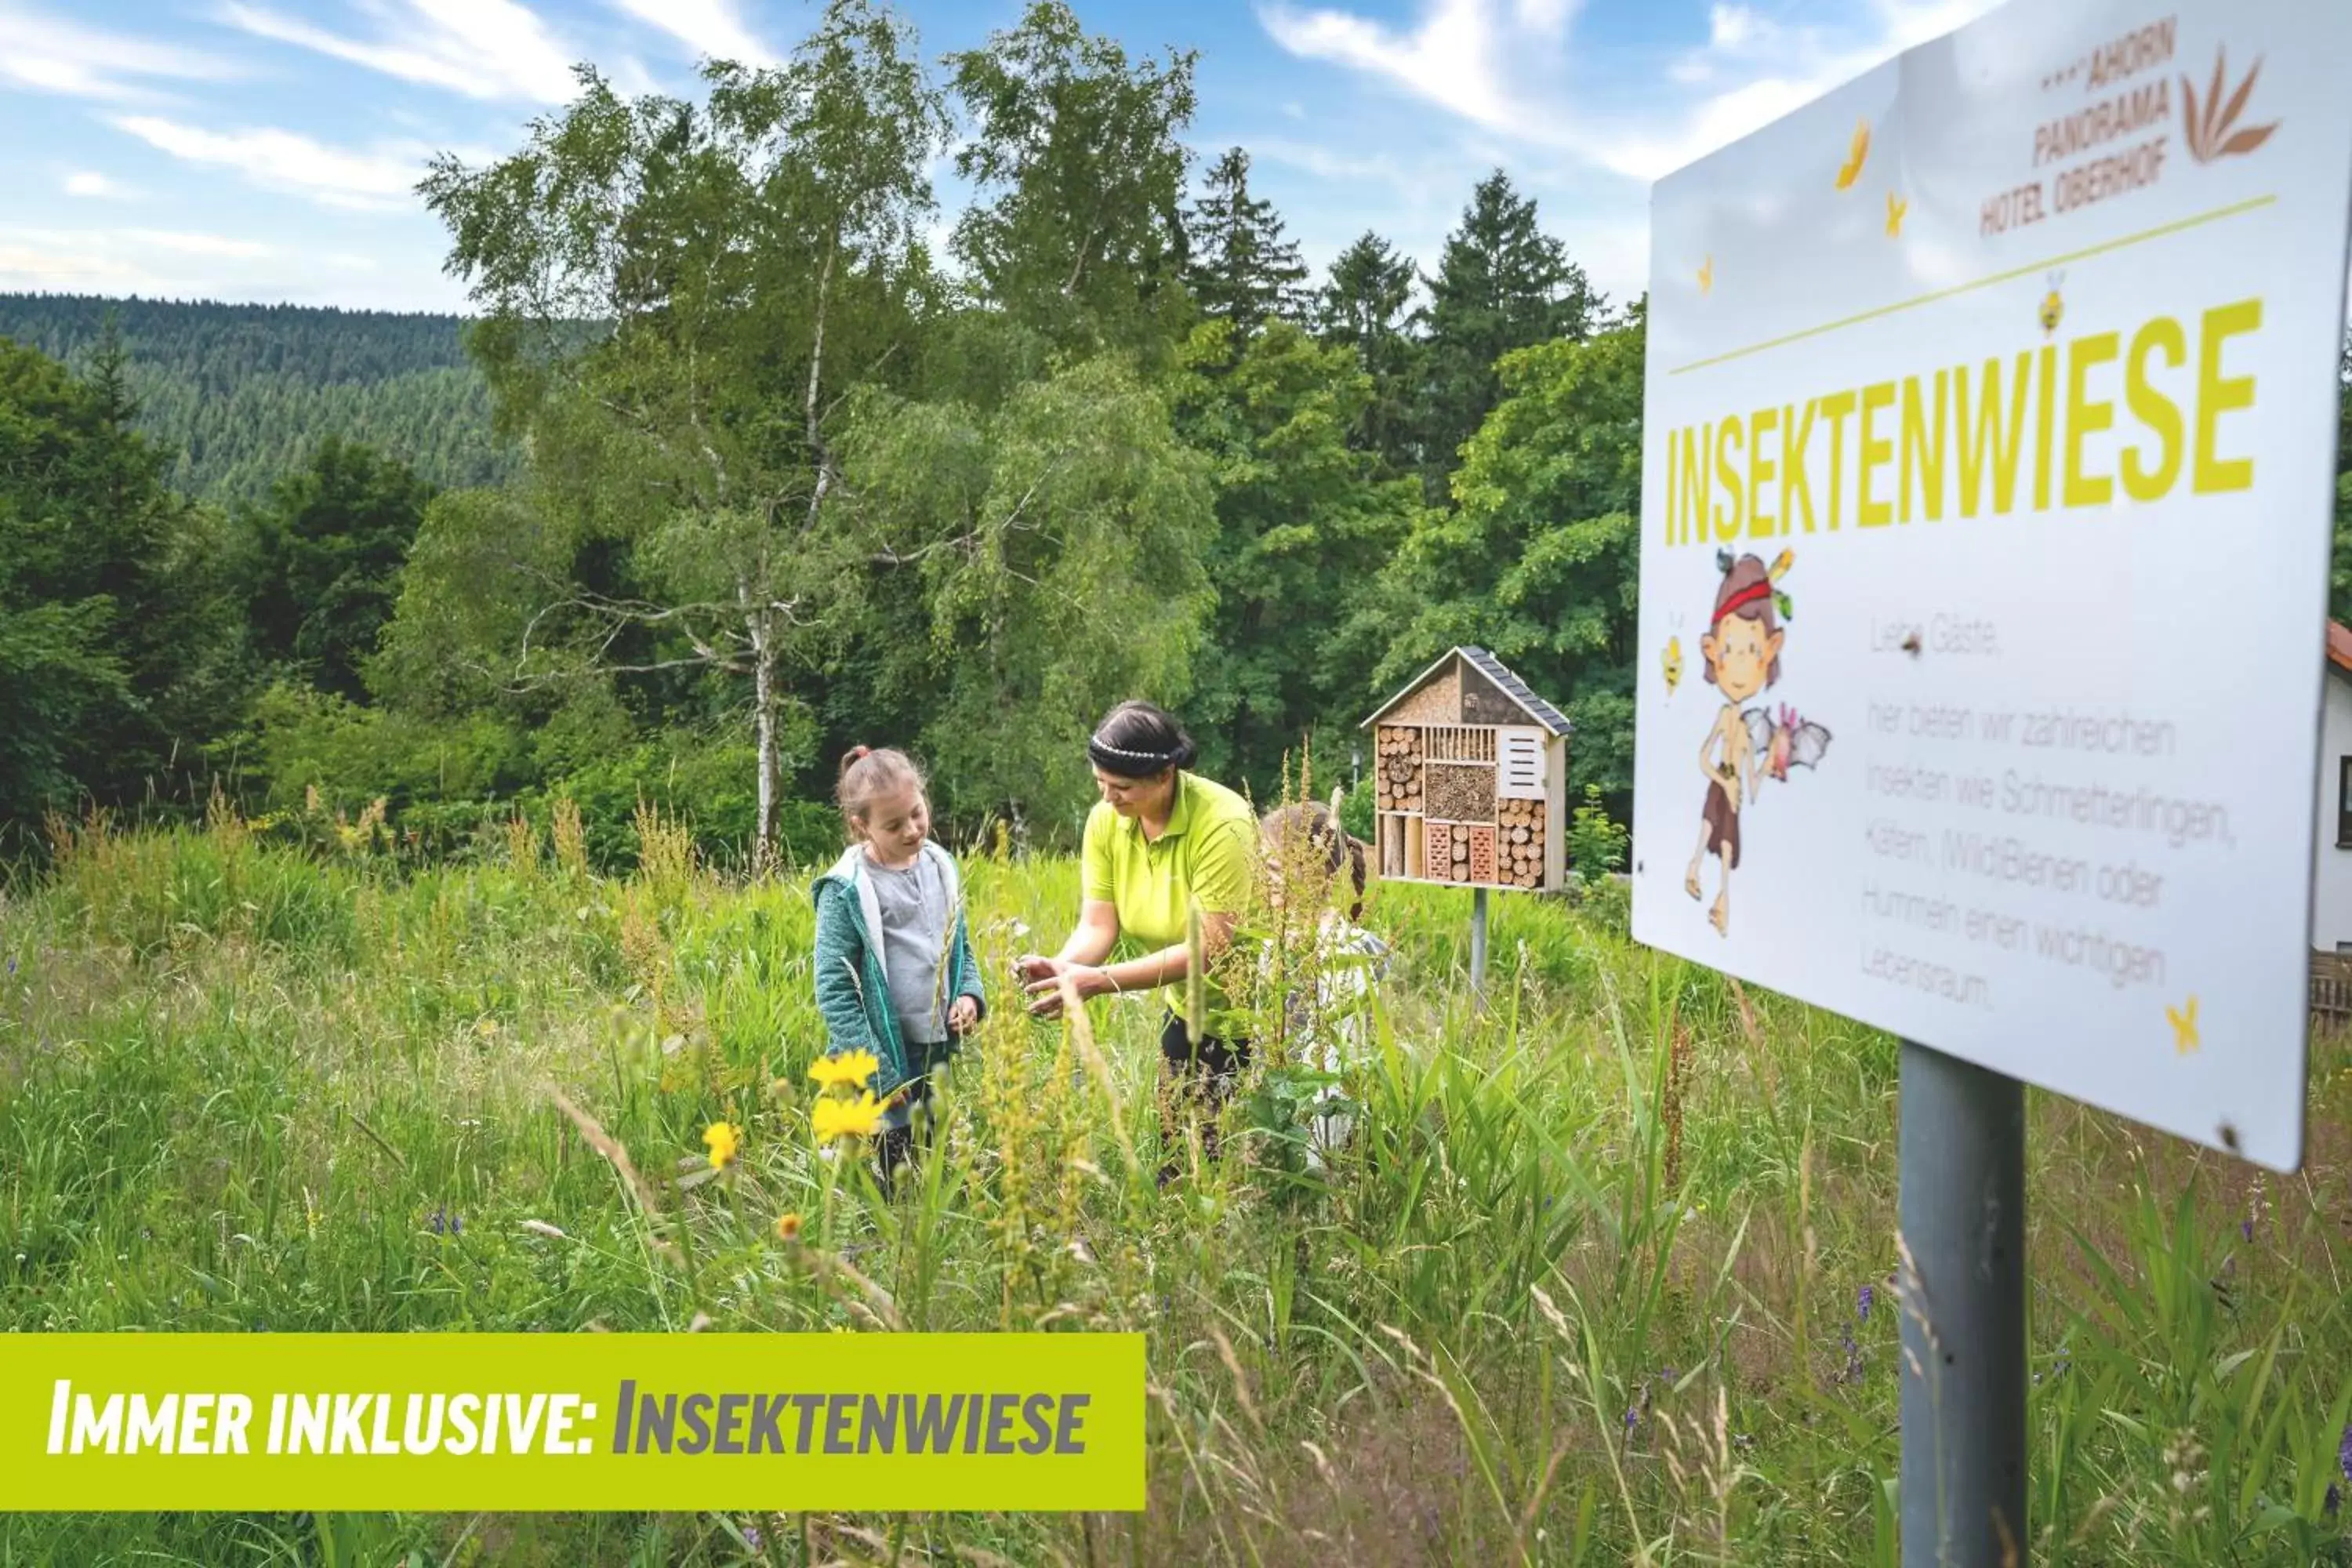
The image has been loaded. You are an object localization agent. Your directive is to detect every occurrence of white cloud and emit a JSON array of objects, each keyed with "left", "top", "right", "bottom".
[
  {"left": 111, "top": 115, "right": 426, "bottom": 210},
  {"left": 610, "top": 0, "right": 774, "bottom": 67},
  {"left": 1259, "top": 0, "right": 1561, "bottom": 143},
  {"left": 221, "top": 0, "right": 580, "bottom": 104},
  {"left": 0, "top": 4, "right": 240, "bottom": 100},
  {"left": 1259, "top": 0, "right": 2006, "bottom": 183},
  {"left": 64, "top": 170, "right": 132, "bottom": 198},
  {"left": 122, "top": 229, "right": 272, "bottom": 257},
  {"left": 1709, "top": 5, "right": 1763, "bottom": 50}
]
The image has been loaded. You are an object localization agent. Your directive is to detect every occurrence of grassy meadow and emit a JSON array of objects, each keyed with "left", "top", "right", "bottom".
[{"left": 5, "top": 805, "right": 2352, "bottom": 1566}]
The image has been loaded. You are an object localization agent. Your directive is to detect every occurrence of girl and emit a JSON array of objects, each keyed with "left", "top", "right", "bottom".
[
  {"left": 811, "top": 746, "right": 985, "bottom": 1184},
  {"left": 1258, "top": 801, "right": 1389, "bottom": 1171},
  {"left": 1016, "top": 701, "right": 1256, "bottom": 1181}
]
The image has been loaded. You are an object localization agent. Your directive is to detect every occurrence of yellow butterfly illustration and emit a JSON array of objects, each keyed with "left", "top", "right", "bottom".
[
  {"left": 1834, "top": 119, "right": 1870, "bottom": 190},
  {"left": 1697, "top": 255, "right": 1713, "bottom": 294},
  {"left": 2165, "top": 995, "right": 2200, "bottom": 1054},
  {"left": 1885, "top": 191, "right": 1907, "bottom": 237}
]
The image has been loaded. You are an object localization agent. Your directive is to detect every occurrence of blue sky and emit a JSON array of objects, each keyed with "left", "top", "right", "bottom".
[{"left": 0, "top": 0, "right": 2000, "bottom": 314}]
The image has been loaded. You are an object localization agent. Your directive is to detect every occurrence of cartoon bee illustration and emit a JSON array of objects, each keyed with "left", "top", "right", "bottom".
[
  {"left": 1697, "top": 255, "right": 1714, "bottom": 294},
  {"left": 1662, "top": 635, "right": 1684, "bottom": 695},
  {"left": 2038, "top": 270, "right": 2065, "bottom": 336}
]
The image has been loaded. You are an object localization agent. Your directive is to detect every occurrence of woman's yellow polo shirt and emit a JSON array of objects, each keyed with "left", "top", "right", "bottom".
[{"left": 1080, "top": 771, "right": 1256, "bottom": 1033}]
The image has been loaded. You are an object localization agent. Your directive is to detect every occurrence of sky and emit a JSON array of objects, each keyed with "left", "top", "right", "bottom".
[{"left": 0, "top": 0, "right": 2006, "bottom": 315}]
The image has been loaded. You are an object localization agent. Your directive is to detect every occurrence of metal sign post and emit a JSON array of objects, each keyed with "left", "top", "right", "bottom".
[
  {"left": 1468, "top": 885, "right": 1490, "bottom": 1005},
  {"left": 1898, "top": 1040, "right": 2027, "bottom": 1566}
]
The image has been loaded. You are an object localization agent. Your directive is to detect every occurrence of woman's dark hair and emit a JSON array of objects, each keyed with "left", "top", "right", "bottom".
[{"left": 1087, "top": 700, "right": 1198, "bottom": 779}]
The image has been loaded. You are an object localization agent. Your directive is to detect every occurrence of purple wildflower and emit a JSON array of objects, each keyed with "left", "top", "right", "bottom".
[
  {"left": 2241, "top": 1217, "right": 2254, "bottom": 1242},
  {"left": 5, "top": 956, "right": 15, "bottom": 976},
  {"left": 742, "top": 1524, "right": 764, "bottom": 1552},
  {"left": 1857, "top": 1283, "right": 1875, "bottom": 1323},
  {"left": 2325, "top": 1483, "right": 2340, "bottom": 1517},
  {"left": 2339, "top": 1422, "right": 2352, "bottom": 1485},
  {"left": 427, "top": 1206, "right": 462, "bottom": 1236},
  {"left": 1624, "top": 1404, "right": 1639, "bottom": 1433},
  {"left": 1839, "top": 1323, "right": 1864, "bottom": 1384}
]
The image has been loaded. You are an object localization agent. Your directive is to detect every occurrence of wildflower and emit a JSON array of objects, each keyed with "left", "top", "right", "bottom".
[
  {"left": 810, "top": 1051, "right": 880, "bottom": 1091},
  {"left": 2241, "top": 1217, "right": 2254, "bottom": 1243},
  {"left": 2339, "top": 1421, "right": 2352, "bottom": 1485},
  {"left": 813, "top": 1092, "right": 884, "bottom": 1141},
  {"left": 1623, "top": 1405, "right": 1639, "bottom": 1433},
  {"left": 743, "top": 1525, "right": 764, "bottom": 1552},
  {"left": 775, "top": 1212, "right": 803, "bottom": 1243},
  {"left": 703, "top": 1121, "right": 742, "bottom": 1170},
  {"left": 1857, "top": 1283, "right": 1875, "bottom": 1322},
  {"left": 427, "top": 1206, "right": 463, "bottom": 1236}
]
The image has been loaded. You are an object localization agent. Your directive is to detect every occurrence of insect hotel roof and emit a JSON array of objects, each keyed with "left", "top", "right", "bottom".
[{"left": 1361, "top": 647, "right": 1573, "bottom": 736}]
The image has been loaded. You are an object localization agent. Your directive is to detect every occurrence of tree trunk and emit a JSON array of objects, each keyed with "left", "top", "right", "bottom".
[{"left": 750, "top": 594, "right": 780, "bottom": 876}]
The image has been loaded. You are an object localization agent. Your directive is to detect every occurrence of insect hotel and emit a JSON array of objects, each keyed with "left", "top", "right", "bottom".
[{"left": 1362, "top": 646, "right": 1571, "bottom": 892}]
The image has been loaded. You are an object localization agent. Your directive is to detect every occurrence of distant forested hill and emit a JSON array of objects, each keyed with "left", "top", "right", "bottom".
[{"left": 0, "top": 294, "right": 515, "bottom": 505}]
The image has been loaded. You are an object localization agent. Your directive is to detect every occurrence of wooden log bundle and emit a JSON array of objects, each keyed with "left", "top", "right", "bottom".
[
  {"left": 1497, "top": 799, "right": 1547, "bottom": 888},
  {"left": 1374, "top": 725, "right": 1424, "bottom": 811}
]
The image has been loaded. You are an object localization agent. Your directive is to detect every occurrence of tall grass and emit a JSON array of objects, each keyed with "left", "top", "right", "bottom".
[{"left": 3, "top": 813, "right": 2350, "bottom": 1565}]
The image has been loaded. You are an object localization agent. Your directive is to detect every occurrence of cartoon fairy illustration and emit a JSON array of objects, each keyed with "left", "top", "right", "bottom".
[
  {"left": 1686, "top": 549, "right": 1831, "bottom": 936},
  {"left": 1748, "top": 703, "right": 1831, "bottom": 781}
]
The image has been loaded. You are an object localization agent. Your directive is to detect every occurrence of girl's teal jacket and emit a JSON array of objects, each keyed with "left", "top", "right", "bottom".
[{"left": 810, "top": 842, "right": 986, "bottom": 1099}]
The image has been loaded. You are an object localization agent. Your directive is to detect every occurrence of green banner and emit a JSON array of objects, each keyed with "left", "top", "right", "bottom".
[{"left": 0, "top": 1334, "right": 1145, "bottom": 1512}]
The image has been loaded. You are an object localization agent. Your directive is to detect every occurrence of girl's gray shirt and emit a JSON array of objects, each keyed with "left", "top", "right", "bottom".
[{"left": 866, "top": 853, "right": 952, "bottom": 1046}]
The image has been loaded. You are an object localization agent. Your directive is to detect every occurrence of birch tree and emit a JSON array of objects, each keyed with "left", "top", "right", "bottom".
[{"left": 416, "top": 0, "right": 945, "bottom": 867}]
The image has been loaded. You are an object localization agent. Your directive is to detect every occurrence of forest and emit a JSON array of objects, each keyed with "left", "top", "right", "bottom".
[{"left": 2, "top": 0, "right": 2346, "bottom": 873}]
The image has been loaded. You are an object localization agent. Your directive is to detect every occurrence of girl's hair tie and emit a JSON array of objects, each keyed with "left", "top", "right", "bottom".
[{"left": 851, "top": 745, "right": 871, "bottom": 760}]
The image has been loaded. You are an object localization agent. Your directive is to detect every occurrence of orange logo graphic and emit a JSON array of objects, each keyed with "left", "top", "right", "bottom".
[{"left": 2181, "top": 49, "right": 2277, "bottom": 164}]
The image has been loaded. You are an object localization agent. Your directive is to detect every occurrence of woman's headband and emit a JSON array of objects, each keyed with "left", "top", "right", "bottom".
[{"left": 1087, "top": 733, "right": 1181, "bottom": 776}]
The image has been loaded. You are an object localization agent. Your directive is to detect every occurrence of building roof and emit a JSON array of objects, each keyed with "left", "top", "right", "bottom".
[
  {"left": 1361, "top": 645, "right": 1573, "bottom": 736},
  {"left": 2331, "top": 621, "right": 2352, "bottom": 677}
]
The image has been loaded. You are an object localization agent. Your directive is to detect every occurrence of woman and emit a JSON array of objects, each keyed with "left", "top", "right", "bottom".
[{"left": 1016, "top": 701, "right": 1258, "bottom": 1173}]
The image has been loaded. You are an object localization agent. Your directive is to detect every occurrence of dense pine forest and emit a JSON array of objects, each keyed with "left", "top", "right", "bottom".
[{"left": 0, "top": 294, "right": 512, "bottom": 505}]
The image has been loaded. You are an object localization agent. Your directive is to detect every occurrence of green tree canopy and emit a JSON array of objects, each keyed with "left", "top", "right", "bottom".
[
  {"left": 1418, "top": 170, "right": 1599, "bottom": 499},
  {"left": 949, "top": 1, "right": 1198, "bottom": 365},
  {"left": 0, "top": 335, "right": 238, "bottom": 822},
  {"left": 1315, "top": 229, "right": 1423, "bottom": 479},
  {"left": 1171, "top": 318, "right": 1419, "bottom": 795},
  {"left": 1375, "top": 315, "right": 1643, "bottom": 810},
  {"left": 240, "top": 436, "right": 434, "bottom": 702},
  {"left": 1185, "top": 147, "right": 1308, "bottom": 344}
]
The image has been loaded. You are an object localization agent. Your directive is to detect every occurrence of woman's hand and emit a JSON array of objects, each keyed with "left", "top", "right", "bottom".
[
  {"left": 1022, "top": 960, "right": 1107, "bottom": 1018},
  {"left": 947, "top": 996, "right": 980, "bottom": 1035}
]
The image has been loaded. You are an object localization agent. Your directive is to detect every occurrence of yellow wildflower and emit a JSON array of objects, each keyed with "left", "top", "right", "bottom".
[
  {"left": 702, "top": 1121, "right": 742, "bottom": 1170},
  {"left": 775, "top": 1212, "right": 803, "bottom": 1243},
  {"left": 809, "top": 1051, "right": 880, "bottom": 1091},
  {"left": 812, "top": 1092, "right": 884, "bottom": 1141}
]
